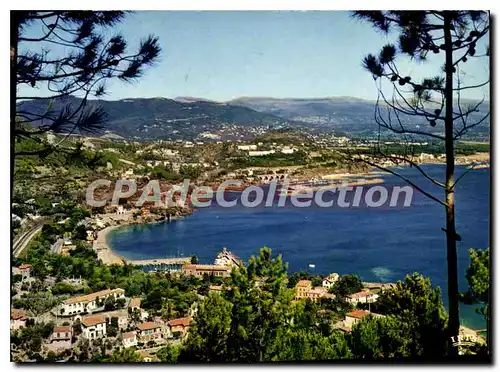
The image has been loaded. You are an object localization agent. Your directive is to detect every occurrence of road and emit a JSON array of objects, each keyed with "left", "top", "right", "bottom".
[
  {"left": 50, "top": 238, "right": 64, "bottom": 255},
  {"left": 12, "top": 218, "right": 51, "bottom": 258}
]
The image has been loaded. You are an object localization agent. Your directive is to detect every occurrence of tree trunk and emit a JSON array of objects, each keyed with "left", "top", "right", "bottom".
[{"left": 443, "top": 12, "right": 460, "bottom": 354}]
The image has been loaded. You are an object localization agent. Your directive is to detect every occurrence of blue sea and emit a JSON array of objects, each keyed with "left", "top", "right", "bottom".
[{"left": 108, "top": 165, "right": 490, "bottom": 329}]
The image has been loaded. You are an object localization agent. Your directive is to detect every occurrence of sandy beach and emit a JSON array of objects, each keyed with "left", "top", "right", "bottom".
[
  {"left": 94, "top": 224, "right": 127, "bottom": 266},
  {"left": 286, "top": 178, "right": 385, "bottom": 196}
]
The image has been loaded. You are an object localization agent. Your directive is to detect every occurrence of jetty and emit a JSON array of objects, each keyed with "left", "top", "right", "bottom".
[{"left": 127, "top": 257, "right": 191, "bottom": 270}]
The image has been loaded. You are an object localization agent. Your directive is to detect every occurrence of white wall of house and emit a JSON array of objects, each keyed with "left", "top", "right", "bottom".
[
  {"left": 61, "top": 291, "right": 125, "bottom": 316},
  {"left": 122, "top": 335, "right": 138, "bottom": 348},
  {"left": 348, "top": 293, "right": 379, "bottom": 305},
  {"left": 344, "top": 316, "right": 361, "bottom": 328},
  {"left": 82, "top": 322, "right": 107, "bottom": 340},
  {"left": 10, "top": 319, "right": 26, "bottom": 330}
]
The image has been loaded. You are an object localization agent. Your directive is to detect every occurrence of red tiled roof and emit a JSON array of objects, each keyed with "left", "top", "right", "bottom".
[
  {"left": 349, "top": 291, "right": 371, "bottom": 299},
  {"left": 18, "top": 264, "right": 32, "bottom": 270},
  {"left": 167, "top": 317, "right": 192, "bottom": 327},
  {"left": 53, "top": 326, "right": 71, "bottom": 333},
  {"left": 81, "top": 315, "right": 106, "bottom": 327},
  {"left": 137, "top": 322, "right": 162, "bottom": 331},
  {"left": 346, "top": 310, "right": 372, "bottom": 319},
  {"left": 64, "top": 288, "right": 124, "bottom": 305},
  {"left": 129, "top": 297, "right": 141, "bottom": 308},
  {"left": 11, "top": 309, "right": 27, "bottom": 320},
  {"left": 122, "top": 331, "right": 136, "bottom": 339}
]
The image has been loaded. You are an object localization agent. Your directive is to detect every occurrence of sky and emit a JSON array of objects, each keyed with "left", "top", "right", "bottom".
[{"left": 19, "top": 11, "right": 490, "bottom": 102}]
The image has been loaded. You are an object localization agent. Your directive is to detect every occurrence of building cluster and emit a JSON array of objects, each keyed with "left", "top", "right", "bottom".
[
  {"left": 180, "top": 248, "right": 241, "bottom": 278},
  {"left": 59, "top": 288, "right": 126, "bottom": 316},
  {"left": 181, "top": 264, "right": 232, "bottom": 278},
  {"left": 293, "top": 272, "right": 382, "bottom": 307},
  {"left": 236, "top": 142, "right": 298, "bottom": 157},
  {"left": 294, "top": 279, "right": 335, "bottom": 301},
  {"left": 11, "top": 287, "right": 193, "bottom": 361}
]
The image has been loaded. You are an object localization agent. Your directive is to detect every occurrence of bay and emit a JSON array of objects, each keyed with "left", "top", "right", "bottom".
[{"left": 108, "top": 165, "right": 490, "bottom": 329}]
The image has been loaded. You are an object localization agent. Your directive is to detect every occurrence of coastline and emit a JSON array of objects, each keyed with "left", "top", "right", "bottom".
[
  {"left": 95, "top": 161, "right": 488, "bottom": 267},
  {"left": 94, "top": 212, "right": 186, "bottom": 266},
  {"left": 94, "top": 222, "right": 488, "bottom": 336},
  {"left": 94, "top": 224, "right": 127, "bottom": 266}
]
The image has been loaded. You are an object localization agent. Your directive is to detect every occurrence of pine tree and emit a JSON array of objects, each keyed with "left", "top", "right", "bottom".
[
  {"left": 11, "top": 11, "right": 161, "bottom": 157},
  {"left": 352, "top": 11, "right": 490, "bottom": 352}
]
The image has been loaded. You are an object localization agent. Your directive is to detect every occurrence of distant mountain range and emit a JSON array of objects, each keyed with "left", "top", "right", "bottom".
[
  {"left": 18, "top": 96, "right": 295, "bottom": 141},
  {"left": 18, "top": 95, "right": 490, "bottom": 141}
]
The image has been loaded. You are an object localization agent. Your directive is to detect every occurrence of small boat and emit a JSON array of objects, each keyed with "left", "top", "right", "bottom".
[{"left": 308, "top": 264, "right": 316, "bottom": 269}]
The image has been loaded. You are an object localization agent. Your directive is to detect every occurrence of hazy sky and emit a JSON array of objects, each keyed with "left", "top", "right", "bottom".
[{"left": 20, "top": 11, "right": 490, "bottom": 101}]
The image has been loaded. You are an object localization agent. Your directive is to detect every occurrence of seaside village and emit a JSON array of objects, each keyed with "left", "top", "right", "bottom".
[{"left": 10, "top": 244, "right": 414, "bottom": 361}]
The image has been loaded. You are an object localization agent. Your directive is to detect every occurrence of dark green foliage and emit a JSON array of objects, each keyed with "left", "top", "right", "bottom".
[
  {"left": 330, "top": 274, "right": 363, "bottom": 297},
  {"left": 10, "top": 321, "right": 54, "bottom": 353},
  {"left": 461, "top": 248, "right": 490, "bottom": 321},
  {"left": 182, "top": 247, "right": 353, "bottom": 362},
  {"left": 14, "top": 11, "right": 161, "bottom": 155},
  {"left": 157, "top": 344, "right": 182, "bottom": 363},
  {"left": 366, "top": 273, "right": 448, "bottom": 357}
]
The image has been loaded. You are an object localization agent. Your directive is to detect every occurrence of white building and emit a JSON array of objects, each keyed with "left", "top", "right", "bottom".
[
  {"left": 237, "top": 145, "right": 257, "bottom": 151},
  {"left": 60, "top": 288, "right": 125, "bottom": 316},
  {"left": 128, "top": 298, "right": 149, "bottom": 320},
  {"left": 322, "top": 273, "right": 340, "bottom": 289},
  {"left": 249, "top": 150, "right": 275, "bottom": 156},
  {"left": 13, "top": 264, "right": 32, "bottom": 281},
  {"left": 11, "top": 309, "right": 28, "bottom": 330},
  {"left": 122, "top": 331, "right": 138, "bottom": 348},
  {"left": 343, "top": 310, "right": 384, "bottom": 331},
  {"left": 347, "top": 291, "right": 379, "bottom": 305},
  {"left": 81, "top": 315, "right": 107, "bottom": 340},
  {"left": 281, "top": 147, "right": 295, "bottom": 154}
]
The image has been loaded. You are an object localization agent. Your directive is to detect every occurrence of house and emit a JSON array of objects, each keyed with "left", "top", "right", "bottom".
[
  {"left": 209, "top": 285, "right": 223, "bottom": 293},
  {"left": 103, "top": 310, "right": 129, "bottom": 330},
  {"left": 295, "top": 280, "right": 334, "bottom": 302},
  {"left": 137, "top": 322, "right": 163, "bottom": 343},
  {"left": 167, "top": 317, "right": 192, "bottom": 337},
  {"left": 11, "top": 309, "right": 28, "bottom": 330},
  {"left": 14, "top": 264, "right": 32, "bottom": 280},
  {"left": 81, "top": 315, "right": 107, "bottom": 340},
  {"left": 347, "top": 291, "right": 379, "bottom": 305},
  {"left": 237, "top": 144, "right": 257, "bottom": 151},
  {"left": 128, "top": 298, "right": 149, "bottom": 320},
  {"left": 281, "top": 147, "right": 295, "bottom": 154},
  {"left": 295, "top": 280, "right": 312, "bottom": 300},
  {"left": 322, "top": 273, "right": 340, "bottom": 289},
  {"left": 129, "top": 298, "right": 141, "bottom": 311},
  {"left": 50, "top": 326, "right": 72, "bottom": 349},
  {"left": 60, "top": 288, "right": 125, "bottom": 316},
  {"left": 121, "top": 331, "right": 138, "bottom": 348},
  {"left": 308, "top": 286, "right": 335, "bottom": 301},
  {"left": 362, "top": 282, "right": 396, "bottom": 292},
  {"left": 342, "top": 310, "right": 384, "bottom": 331},
  {"left": 249, "top": 150, "right": 275, "bottom": 156},
  {"left": 182, "top": 264, "right": 232, "bottom": 278}
]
